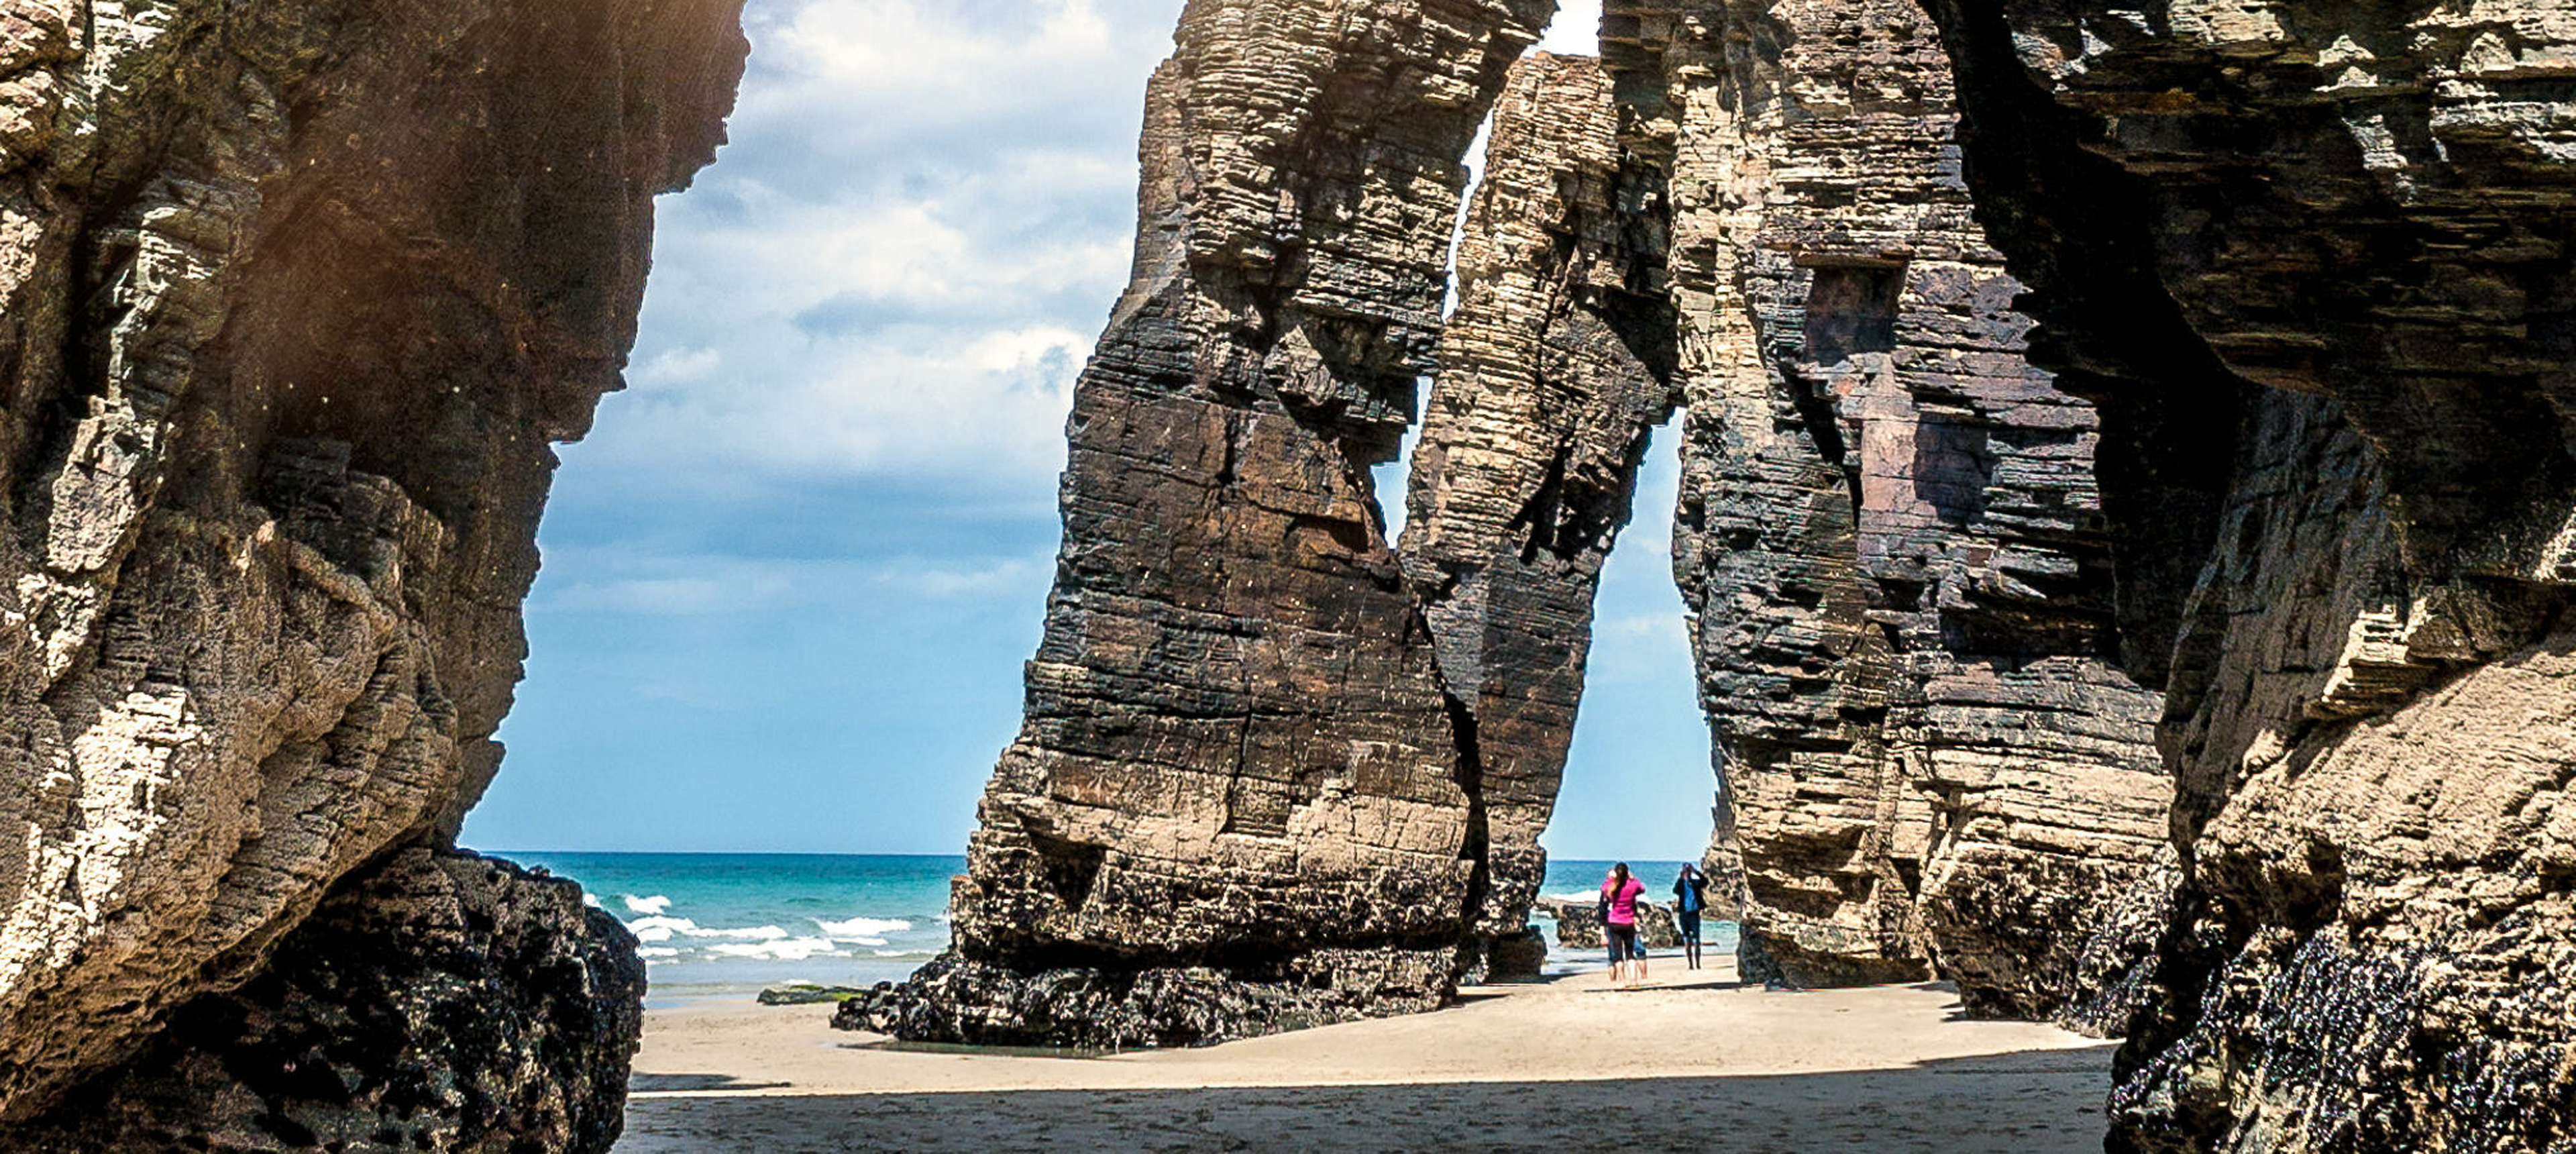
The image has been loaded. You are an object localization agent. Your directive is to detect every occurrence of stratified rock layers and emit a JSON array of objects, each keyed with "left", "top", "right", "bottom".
[
  {"left": 1923, "top": 1, "right": 2576, "bottom": 1149},
  {"left": 855, "top": 0, "right": 1554, "bottom": 1049},
  {"left": 0, "top": 0, "right": 744, "bottom": 1143},
  {"left": 1400, "top": 52, "right": 1676, "bottom": 943},
  {"left": 1605, "top": 0, "right": 2174, "bottom": 1025},
  {"left": 898, "top": 0, "right": 2202, "bottom": 1047}
]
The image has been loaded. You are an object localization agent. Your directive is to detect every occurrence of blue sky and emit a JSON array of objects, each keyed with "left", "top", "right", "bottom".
[{"left": 458, "top": 0, "right": 1714, "bottom": 861}]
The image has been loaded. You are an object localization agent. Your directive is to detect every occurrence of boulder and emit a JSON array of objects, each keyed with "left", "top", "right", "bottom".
[
  {"left": 1541, "top": 898, "right": 1684, "bottom": 951},
  {"left": 757, "top": 985, "right": 868, "bottom": 1006}
]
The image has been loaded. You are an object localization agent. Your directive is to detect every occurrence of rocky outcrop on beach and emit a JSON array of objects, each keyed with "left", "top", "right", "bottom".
[
  {"left": 883, "top": 11, "right": 2576, "bottom": 1148},
  {"left": 1481, "top": 926, "right": 1550, "bottom": 980},
  {"left": 894, "top": 0, "right": 2185, "bottom": 1048},
  {"left": 1917, "top": 1, "right": 2576, "bottom": 1148},
  {"left": 853, "top": 0, "right": 1556, "bottom": 1048},
  {"left": 759, "top": 984, "right": 868, "bottom": 1006},
  {"left": 3, "top": 851, "right": 643, "bottom": 1153},
  {"left": 1602, "top": 0, "right": 2176, "bottom": 1026},
  {"left": 0, "top": 0, "right": 745, "bottom": 1143},
  {"left": 1540, "top": 897, "right": 1683, "bottom": 951},
  {"left": 845, "top": 949, "right": 1466, "bottom": 1050}
]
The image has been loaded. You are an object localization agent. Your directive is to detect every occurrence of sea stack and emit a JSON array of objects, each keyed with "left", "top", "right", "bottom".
[
  {"left": 850, "top": 0, "right": 1556, "bottom": 1049},
  {"left": 870, "top": 0, "right": 2190, "bottom": 1047},
  {"left": 5, "top": 0, "right": 2576, "bottom": 1149}
]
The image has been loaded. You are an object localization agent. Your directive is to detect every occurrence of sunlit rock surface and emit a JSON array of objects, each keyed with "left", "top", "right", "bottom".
[
  {"left": 0, "top": 0, "right": 745, "bottom": 1144},
  {"left": 897, "top": 0, "right": 2199, "bottom": 1049},
  {"left": 1923, "top": 0, "right": 2576, "bottom": 1147}
]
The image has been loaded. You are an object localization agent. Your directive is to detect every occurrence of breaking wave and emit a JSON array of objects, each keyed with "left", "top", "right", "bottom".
[
  {"left": 709, "top": 936, "right": 841, "bottom": 961},
  {"left": 814, "top": 915, "right": 912, "bottom": 939}
]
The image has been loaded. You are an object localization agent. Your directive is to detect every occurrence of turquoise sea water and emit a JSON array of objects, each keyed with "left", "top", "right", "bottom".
[{"left": 505, "top": 851, "right": 1737, "bottom": 1006}]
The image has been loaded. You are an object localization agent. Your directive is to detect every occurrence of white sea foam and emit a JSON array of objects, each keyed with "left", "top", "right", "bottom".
[
  {"left": 638, "top": 947, "right": 680, "bottom": 959},
  {"left": 582, "top": 893, "right": 602, "bottom": 909},
  {"left": 623, "top": 915, "right": 790, "bottom": 943},
  {"left": 625, "top": 915, "right": 694, "bottom": 943},
  {"left": 709, "top": 936, "right": 841, "bottom": 961},
  {"left": 622, "top": 894, "right": 673, "bottom": 916},
  {"left": 814, "top": 915, "right": 912, "bottom": 939},
  {"left": 694, "top": 924, "right": 788, "bottom": 941}
]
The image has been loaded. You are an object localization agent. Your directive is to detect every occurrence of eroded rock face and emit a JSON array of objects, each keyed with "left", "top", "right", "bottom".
[
  {"left": 0, "top": 0, "right": 744, "bottom": 1137},
  {"left": 1604, "top": 0, "right": 2175, "bottom": 1025},
  {"left": 857, "top": 0, "right": 1554, "bottom": 1047},
  {"left": 904, "top": 0, "right": 2197, "bottom": 1046},
  {"left": 1399, "top": 51, "right": 1677, "bottom": 943},
  {"left": 1923, "top": 1, "right": 2576, "bottom": 1147}
]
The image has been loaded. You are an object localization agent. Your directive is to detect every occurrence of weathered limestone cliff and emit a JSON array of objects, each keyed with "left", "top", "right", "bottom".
[
  {"left": 1921, "top": 1, "right": 2576, "bottom": 1148},
  {"left": 1399, "top": 51, "right": 1676, "bottom": 945},
  {"left": 1604, "top": 0, "right": 2176, "bottom": 1025},
  {"left": 886, "top": 0, "right": 2192, "bottom": 1047},
  {"left": 0, "top": 0, "right": 745, "bottom": 1145},
  {"left": 852, "top": 0, "right": 1556, "bottom": 1049},
  {"left": 885, "top": 13, "right": 2576, "bottom": 1136}
]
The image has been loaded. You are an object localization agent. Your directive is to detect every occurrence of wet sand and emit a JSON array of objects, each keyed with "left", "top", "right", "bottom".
[{"left": 616, "top": 961, "right": 2117, "bottom": 1153}]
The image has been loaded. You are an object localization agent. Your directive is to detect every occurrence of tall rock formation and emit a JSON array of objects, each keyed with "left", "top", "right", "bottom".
[
  {"left": 0, "top": 0, "right": 745, "bottom": 1146},
  {"left": 1922, "top": 1, "right": 2576, "bottom": 1148},
  {"left": 1399, "top": 51, "right": 1676, "bottom": 943},
  {"left": 853, "top": 0, "right": 1556, "bottom": 1049},
  {"left": 884, "top": 0, "right": 2196, "bottom": 1049},
  {"left": 1603, "top": 0, "right": 2176, "bottom": 1026}
]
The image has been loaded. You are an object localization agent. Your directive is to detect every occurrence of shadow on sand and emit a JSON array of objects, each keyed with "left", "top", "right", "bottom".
[{"left": 616, "top": 1045, "right": 2117, "bottom": 1153}]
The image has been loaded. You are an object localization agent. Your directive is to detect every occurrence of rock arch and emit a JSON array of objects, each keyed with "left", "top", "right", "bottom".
[{"left": 857, "top": 0, "right": 2176, "bottom": 1048}]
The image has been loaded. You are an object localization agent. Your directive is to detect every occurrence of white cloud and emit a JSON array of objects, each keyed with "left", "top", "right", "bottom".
[
  {"left": 603, "top": 0, "right": 1615, "bottom": 500},
  {"left": 596, "top": 0, "right": 1181, "bottom": 496}
]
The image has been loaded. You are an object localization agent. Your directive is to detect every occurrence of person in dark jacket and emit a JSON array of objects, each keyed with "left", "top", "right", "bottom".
[{"left": 1672, "top": 863, "right": 1711, "bottom": 970}]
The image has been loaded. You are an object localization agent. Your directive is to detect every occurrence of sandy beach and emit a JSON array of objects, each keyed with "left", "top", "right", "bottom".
[{"left": 616, "top": 961, "right": 2116, "bottom": 1153}]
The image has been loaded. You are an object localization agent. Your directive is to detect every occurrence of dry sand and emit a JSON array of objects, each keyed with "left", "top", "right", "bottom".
[{"left": 616, "top": 961, "right": 2118, "bottom": 1153}]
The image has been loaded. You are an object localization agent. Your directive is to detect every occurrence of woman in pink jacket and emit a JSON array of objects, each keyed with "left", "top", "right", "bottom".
[{"left": 1601, "top": 862, "right": 1648, "bottom": 988}]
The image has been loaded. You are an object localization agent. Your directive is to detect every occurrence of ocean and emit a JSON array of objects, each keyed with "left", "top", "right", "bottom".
[{"left": 507, "top": 851, "right": 1739, "bottom": 1006}]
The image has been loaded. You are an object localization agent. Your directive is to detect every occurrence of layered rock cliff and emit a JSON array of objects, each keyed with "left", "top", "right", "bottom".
[
  {"left": 0, "top": 0, "right": 745, "bottom": 1145},
  {"left": 1603, "top": 0, "right": 2176, "bottom": 1025},
  {"left": 1921, "top": 1, "right": 2576, "bottom": 1149},
  {"left": 1399, "top": 50, "right": 1676, "bottom": 945},
  {"left": 884, "top": 0, "right": 2188, "bottom": 1047},
  {"left": 852, "top": 0, "right": 1556, "bottom": 1049}
]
